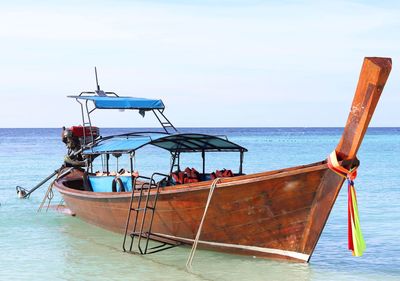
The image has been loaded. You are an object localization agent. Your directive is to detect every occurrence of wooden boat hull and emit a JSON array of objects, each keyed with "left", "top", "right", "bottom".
[
  {"left": 53, "top": 57, "right": 392, "bottom": 262},
  {"left": 55, "top": 162, "right": 342, "bottom": 262}
]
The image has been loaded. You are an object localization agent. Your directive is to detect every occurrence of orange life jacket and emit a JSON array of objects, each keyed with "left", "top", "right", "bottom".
[
  {"left": 214, "top": 169, "right": 234, "bottom": 178},
  {"left": 172, "top": 167, "right": 200, "bottom": 185}
]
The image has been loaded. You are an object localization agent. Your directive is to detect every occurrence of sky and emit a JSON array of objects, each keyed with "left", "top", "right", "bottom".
[{"left": 0, "top": 0, "right": 399, "bottom": 128}]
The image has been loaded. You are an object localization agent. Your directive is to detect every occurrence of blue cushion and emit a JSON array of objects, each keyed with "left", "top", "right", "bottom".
[{"left": 89, "top": 176, "right": 133, "bottom": 192}]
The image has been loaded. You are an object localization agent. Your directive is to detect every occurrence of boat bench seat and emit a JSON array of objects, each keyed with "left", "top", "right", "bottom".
[{"left": 89, "top": 176, "right": 133, "bottom": 192}]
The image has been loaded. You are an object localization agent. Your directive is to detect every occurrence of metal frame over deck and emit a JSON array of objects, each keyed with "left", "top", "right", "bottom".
[
  {"left": 83, "top": 132, "right": 247, "bottom": 176},
  {"left": 69, "top": 91, "right": 178, "bottom": 140},
  {"left": 68, "top": 68, "right": 177, "bottom": 145}
]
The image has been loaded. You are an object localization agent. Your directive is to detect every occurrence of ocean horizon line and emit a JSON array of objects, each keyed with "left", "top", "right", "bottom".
[{"left": 0, "top": 126, "right": 399, "bottom": 129}]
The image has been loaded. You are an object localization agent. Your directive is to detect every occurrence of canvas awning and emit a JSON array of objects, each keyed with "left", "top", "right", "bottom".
[
  {"left": 83, "top": 133, "right": 247, "bottom": 155},
  {"left": 150, "top": 134, "right": 247, "bottom": 152},
  {"left": 68, "top": 95, "right": 165, "bottom": 110}
]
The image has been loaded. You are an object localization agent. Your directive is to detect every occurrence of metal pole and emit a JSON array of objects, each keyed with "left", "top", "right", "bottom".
[
  {"left": 89, "top": 156, "right": 93, "bottom": 173},
  {"left": 239, "top": 150, "right": 244, "bottom": 175},
  {"left": 95, "top": 66, "right": 100, "bottom": 91},
  {"left": 202, "top": 150, "right": 205, "bottom": 177},
  {"left": 169, "top": 152, "right": 175, "bottom": 174},
  {"left": 106, "top": 154, "right": 110, "bottom": 174},
  {"left": 130, "top": 152, "right": 134, "bottom": 190},
  {"left": 17, "top": 169, "right": 60, "bottom": 199},
  {"left": 77, "top": 100, "right": 85, "bottom": 127}
]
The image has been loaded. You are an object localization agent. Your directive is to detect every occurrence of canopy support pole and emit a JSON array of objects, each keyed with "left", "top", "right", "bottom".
[
  {"left": 239, "top": 150, "right": 244, "bottom": 175},
  {"left": 106, "top": 154, "right": 110, "bottom": 174},
  {"left": 202, "top": 150, "right": 205, "bottom": 177},
  {"left": 169, "top": 151, "right": 180, "bottom": 174},
  {"left": 90, "top": 156, "right": 93, "bottom": 173},
  {"left": 129, "top": 152, "right": 135, "bottom": 190}
]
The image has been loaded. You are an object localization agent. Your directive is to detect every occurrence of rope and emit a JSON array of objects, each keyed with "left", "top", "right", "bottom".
[
  {"left": 37, "top": 180, "right": 55, "bottom": 212},
  {"left": 37, "top": 169, "right": 61, "bottom": 213},
  {"left": 186, "top": 177, "right": 220, "bottom": 270},
  {"left": 57, "top": 198, "right": 65, "bottom": 210},
  {"left": 45, "top": 186, "right": 55, "bottom": 211}
]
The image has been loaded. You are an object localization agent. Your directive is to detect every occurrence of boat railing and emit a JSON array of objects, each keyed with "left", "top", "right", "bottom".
[{"left": 132, "top": 175, "right": 155, "bottom": 190}]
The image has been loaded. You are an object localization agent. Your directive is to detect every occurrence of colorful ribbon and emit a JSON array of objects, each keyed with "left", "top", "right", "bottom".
[{"left": 328, "top": 151, "right": 366, "bottom": 257}]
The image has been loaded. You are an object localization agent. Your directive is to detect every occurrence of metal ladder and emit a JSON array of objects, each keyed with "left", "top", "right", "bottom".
[
  {"left": 81, "top": 121, "right": 94, "bottom": 145},
  {"left": 152, "top": 109, "right": 178, "bottom": 134},
  {"left": 77, "top": 96, "right": 95, "bottom": 145},
  {"left": 122, "top": 173, "right": 181, "bottom": 254}
]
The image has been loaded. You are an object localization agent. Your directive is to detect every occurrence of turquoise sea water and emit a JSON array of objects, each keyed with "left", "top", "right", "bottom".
[{"left": 0, "top": 128, "right": 399, "bottom": 281}]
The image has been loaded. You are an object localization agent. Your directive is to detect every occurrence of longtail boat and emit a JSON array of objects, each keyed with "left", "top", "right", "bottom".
[{"left": 53, "top": 58, "right": 391, "bottom": 262}]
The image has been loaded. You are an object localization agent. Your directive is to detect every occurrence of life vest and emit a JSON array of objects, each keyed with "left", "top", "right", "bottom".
[
  {"left": 172, "top": 167, "right": 200, "bottom": 185},
  {"left": 172, "top": 171, "right": 186, "bottom": 184},
  {"left": 212, "top": 169, "right": 234, "bottom": 179}
]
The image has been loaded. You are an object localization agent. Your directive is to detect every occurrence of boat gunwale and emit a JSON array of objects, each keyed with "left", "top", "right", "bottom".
[{"left": 54, "top": 160, "right": 329, "bottom": 199}]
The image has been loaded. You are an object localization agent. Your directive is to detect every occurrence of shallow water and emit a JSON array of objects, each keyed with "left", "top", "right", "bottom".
[{"left": 1, "top": 128, "right": 399, "bottom": 280}]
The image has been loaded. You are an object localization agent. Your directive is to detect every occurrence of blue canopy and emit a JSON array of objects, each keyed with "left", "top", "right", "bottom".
[
  {"left": 83, "top": 133, "right": 247, "bottom": 155},
  {"left": 68, "top": 95, "right": 165, "bottom": 110}
]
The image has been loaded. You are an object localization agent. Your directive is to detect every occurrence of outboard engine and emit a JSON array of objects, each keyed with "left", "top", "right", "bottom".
[{"left": 61, "top": 126, "right": 100, "bottom": 167}]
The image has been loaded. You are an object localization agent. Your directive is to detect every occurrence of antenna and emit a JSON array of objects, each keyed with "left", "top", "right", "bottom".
[{"left": 94, "top": 66, "right": 100, "bottom": 91}]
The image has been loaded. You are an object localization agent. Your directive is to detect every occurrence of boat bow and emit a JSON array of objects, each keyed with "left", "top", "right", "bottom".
[{"left": 300, "top": 57, "right": 392, "bottom": 260}]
